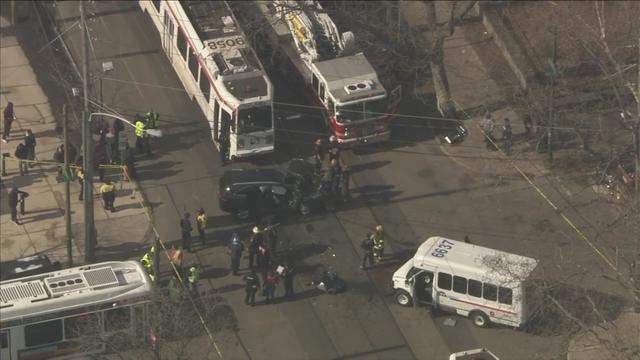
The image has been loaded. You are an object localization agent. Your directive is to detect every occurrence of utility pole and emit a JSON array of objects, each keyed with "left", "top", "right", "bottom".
[
  {"left": 63, "top": 105, "right": 73, "bottom": 267},
  {"left": 635, "top": 37, "right": 639, "bottom": 205},
  {"left": 81, "top": 2, "right": 95, "bottom": 263},
  {"left": 547, "top": 25, "right": 558, "bottom": 168}
]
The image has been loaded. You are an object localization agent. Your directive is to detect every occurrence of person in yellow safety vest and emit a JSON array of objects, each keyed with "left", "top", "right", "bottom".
[
  {"left": 187, "top": 263, "right": 201, "bottom": 297},
  {"left": 196, "top": 208, "right": 207, "bottom": 246},
  {"left": 371, "top": 225, "right": 385, "bottom": 262},
  {"left": 140, "top": 245, "right": 156, "bottom": 281},
  {"left": 134, "top": 116, "right": 146, "bottom": 155}
]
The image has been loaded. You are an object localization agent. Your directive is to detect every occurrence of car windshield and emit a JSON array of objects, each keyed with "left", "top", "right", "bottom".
[
  {"left": 336, "top": 98, "right": 387, "bottom": 124},
  {"left": 237, "top": 105, "right": 272, "bottom": 134}
]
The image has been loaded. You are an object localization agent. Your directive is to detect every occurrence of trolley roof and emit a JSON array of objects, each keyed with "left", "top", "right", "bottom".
[
  {"left": 414, "top": 237, "right": 538, "bottom": 285},
  {"left": 314, "top": 53, "right": 386, "bottom": 103},
  {"left": 182, "top": 1, "right": 269, "bottom": 100},
  {"left": 0, "top": 261, "right": 151, "bottom": 324}
]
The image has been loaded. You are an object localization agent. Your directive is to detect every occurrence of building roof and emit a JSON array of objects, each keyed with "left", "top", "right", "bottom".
[
  {"left": 413, "top": 237, "right": 538, "bottom": 285},
  {"left": 314, "top": 53, "right": 386, "bottom": 103}
]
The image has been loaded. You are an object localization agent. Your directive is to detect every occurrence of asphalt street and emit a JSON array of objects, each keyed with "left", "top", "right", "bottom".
[{"left": 50, "top": 2, "right": 630, "bottom": 360}]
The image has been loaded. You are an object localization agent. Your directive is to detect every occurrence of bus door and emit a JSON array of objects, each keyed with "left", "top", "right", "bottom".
[
  {"left": 0, "top": 330, "right": 11, "bottom": 360},
  {"left": 409, "top": 269, "right": 435, "bottom": 305}
]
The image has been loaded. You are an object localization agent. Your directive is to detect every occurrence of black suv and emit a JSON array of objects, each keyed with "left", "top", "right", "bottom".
[{"left": 219, "top": 168, "right": 288, "bottom": 219}]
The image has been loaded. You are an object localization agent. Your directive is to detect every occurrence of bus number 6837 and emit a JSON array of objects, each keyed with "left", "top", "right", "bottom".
[{"left": 431, "top": 239, "right": 455, "bottom": 258}]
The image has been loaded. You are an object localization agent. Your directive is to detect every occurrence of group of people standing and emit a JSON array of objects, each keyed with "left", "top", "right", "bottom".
[{"left": 314, "top": 135, "right": 350, "bottom": 203}]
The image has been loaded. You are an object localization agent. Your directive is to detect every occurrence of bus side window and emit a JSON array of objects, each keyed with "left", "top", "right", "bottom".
[
  {"left": 483, "top": 283, "right": 498, "bottom": 301},
  {"left": 221, "top": 109, "right": 233, "bottom": 133},
  {"left": 65, "top": 313, "right": 100, "bottom": 339},
  {"left": 104, "top": 308, "right": 131, "bottom": 333},
  {"left": 468, "top": 279, "right": 482, "bottom": 298},
  {"left": 1, "top": 331, "right": 8, "bottom": 348},
  {"left": 327, "top": 98, "right": 334, "bottom": 117},
  {"left": 437, "top": 272, "right": 452, "bottom": 290},
  {"left": 452, "top": 276, "right": 467, "bottom": 294},
  {"left": 24, "top": 319, "right": 63, "bottom": 347},
  {"left": 319, "top": 83, "right": 325, "bottom": 101},
  {"left": 312, "top": 74, "right": 319, "bottom": 94},
  {"left": 498, "top": 287, "right": 513, "bottom": 305}
]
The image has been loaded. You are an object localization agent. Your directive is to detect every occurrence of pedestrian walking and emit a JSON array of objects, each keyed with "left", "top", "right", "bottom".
[
  {"left": 94, "top": 140, "right": 108, "bottom": 182},
  {"left": 100, "top": 180, "right": 116, "bottom": 211},
  {"left": 360, "top": 233, "right": 375, "bottom": 269},
  {"left": 314, "top": 138, "right": 325, "bottom": 175},
  {"left": 8, "top": 187, "right": 29, "bottom": 225},
  {"left": 244, "top": 270, "right": 260, "bottom": 306},
  {"left": 282, "top": 262, "right": 295, "bottom": 298},
  {"left": 523, "top": 114, "right": 533, "bottom": 136},
  {"left": 327, "top": 135, "right": 340, "bottom": 163},
  {"left": 263, "top": 270, "right": 279, "bottom": 304},
  {"left": 14, "top": 142, "right": 29, "bottom": 175},
  {"left": 180, "top": 212, "right": 193, "bottom": 252},
  {"left": 3, "top": 102, "right": 16, "bottom": 143},
  {"left": 187, "top": 262, "right": 201, "bottom": 297},
  {"left": 196, "top": 208, "right": 207, "bottom": 245},
  {"left": 502, "top": 118, "right": 512, "bottom": 156},
  {"left": 24, "top": 130, "right": 36, "bottom": 166},
  {"left": 248, "top": 226, "right": 263, "bottom": 269},
  {"left": 371, "top": 225, "right": 385, "bottom": 262},
  {"left": 104, "top": 124, "right": 117, "bottom": 163},
  {"left": 168, "top": 244, "right": 184, "bottom": 278},
  {"left": 480, "top": 111, "right": 495, "bottom": 149},
  {"left": 228, "top": 232, "right": 244, "bottom": 275}
]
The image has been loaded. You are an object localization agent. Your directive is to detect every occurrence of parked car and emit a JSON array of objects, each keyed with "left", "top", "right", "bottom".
[
  {"left": 219, "top": 168, "right": 288, "bottom": 219},
  {"left": 0, "top": 254, "right": 61, "bottom": 281}
]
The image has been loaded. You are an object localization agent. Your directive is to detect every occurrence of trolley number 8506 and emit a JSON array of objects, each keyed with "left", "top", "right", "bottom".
[
  {"left": 208, "top": 38, "right": 245, "bottom": 50},
  {"left": 431, "top": 239, "right": 455, "bottom": 258}
]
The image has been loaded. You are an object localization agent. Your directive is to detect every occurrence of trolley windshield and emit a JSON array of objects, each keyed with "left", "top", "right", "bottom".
[
  {"left": 237, "top": 105, "right": 272, "bottom": 134},
  {"left": 336, "top": 97, "right": 387, "bottom": 124}
]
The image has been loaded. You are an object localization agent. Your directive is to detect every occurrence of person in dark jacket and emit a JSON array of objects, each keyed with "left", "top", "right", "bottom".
[
  {"left": 3, "top": 102, "right": 16, "bottom": 143},
  {"left": 248, "top": 226, "right": 263, "bottom": 269},
  {"left": 327, "top": 135, "right": 340, "bottom": 163},
  {"left": 24, "top": 130, "right": 36, "bottom": 167},
  {"left": 94, "top": 140, "right": 108, "bottom": 182},
  {"left": 313, "top": 138, "right": 325, "bottom": 175},
  {"left": 360, "top": 233, "right": 375, "bottom": 270},
  {"left": 282, "top": 261, "right": 296, "bottom": 298},
  {"left": 180, "top": 212, "right": 193, "bottom": 252},
  {"left": 14, "top": 143, "right": 29, "bottom": 175},
  {"left": 244, "top": 270, "right": 260, "bottom": 306},
  {"left": 228, "top": 232, "right": 244, "bottom": 275},
  {"left": 8, "top": 187, "right": 29, "bottom": 224},
  {"left": 339, "top": 165, "right": 350, "bottom": 201}
]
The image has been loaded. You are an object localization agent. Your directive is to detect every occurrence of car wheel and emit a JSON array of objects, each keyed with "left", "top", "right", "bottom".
[
  {"left": 469, "top": 311, "right": 490, "bottom": 328},
  {"left": 395, "top": 290, "right": 413, "bottom": 306}
]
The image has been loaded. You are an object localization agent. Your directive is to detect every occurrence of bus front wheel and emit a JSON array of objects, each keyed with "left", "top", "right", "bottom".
[
  {"left": 469, "top": 311, "right": 490, "bottom": 328},
  {"left": 394, "top": 289, "right": 413, "bottom": 306}
]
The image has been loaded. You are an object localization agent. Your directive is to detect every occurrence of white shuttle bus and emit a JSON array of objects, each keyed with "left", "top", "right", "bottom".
[{"left": 392, "top": 237, "right": 538, "bottom": 328}]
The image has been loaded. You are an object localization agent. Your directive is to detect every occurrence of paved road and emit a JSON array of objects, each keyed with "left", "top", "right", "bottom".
[{"left": 51, "top": 2, "right": 631, "bottom": 360}]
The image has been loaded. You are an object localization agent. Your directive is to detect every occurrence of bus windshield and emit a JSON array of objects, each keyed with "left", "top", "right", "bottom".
[
  {"left": 336, "top": 98, "right": 387, "bottom": 124},
  {"left": 237, "top": 105, "right": 272, "bottom": 134}
]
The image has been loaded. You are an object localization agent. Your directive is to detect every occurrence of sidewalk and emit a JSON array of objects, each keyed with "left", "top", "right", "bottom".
[
  {"left": 0, "top": 14, "right": 150, "bottom": 266},
  {"left": 400, "top": 3, "right": 639, "bottom": 360}
]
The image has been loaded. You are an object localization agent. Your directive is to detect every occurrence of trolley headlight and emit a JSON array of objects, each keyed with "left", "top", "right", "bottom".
[
  {"left": 237, "top": 139, "right": 245, "bottom": 149},
  {"left": 343, "top": 128, "right": 349, "bottom": 137}
]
